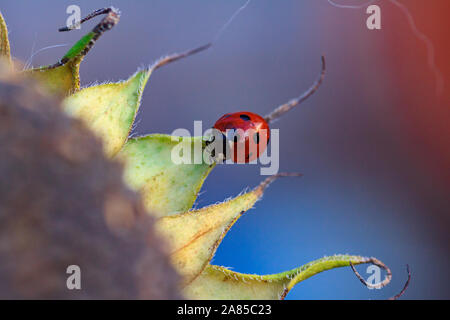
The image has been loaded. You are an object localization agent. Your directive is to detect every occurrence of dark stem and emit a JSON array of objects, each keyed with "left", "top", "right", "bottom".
[
  {"left": 264, "top": 56, "right": 326, "bottom": 124},
  {"left": 48, "top": 7, "right": 120, "bottom": 69},
  {"left": 389, "top": 264, "right": 411, "bottom": 300},
  {"left": 349, "top": 257, "right": 392, "bottom": 289},
  {"left": 58, "top": 7, "right": 120, "bottom": 32},
  {"left": 149, "top": 43, "right": 212, "bottom": 72}
]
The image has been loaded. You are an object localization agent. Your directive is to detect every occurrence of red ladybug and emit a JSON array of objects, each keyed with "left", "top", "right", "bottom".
[
  {"left": 210, "top": 57, "right": 325, "bottom": 164},
  {"left": 213, "top": 111, "right": 270, "bottom": 163}
]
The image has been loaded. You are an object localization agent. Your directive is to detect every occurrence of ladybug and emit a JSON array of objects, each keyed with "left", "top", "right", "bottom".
[
  {"left": 208, "top": 56, "right": 325, "bottom": 164},
  {"left": 212, "top": 112, "right": 270, "bottom": 163}
]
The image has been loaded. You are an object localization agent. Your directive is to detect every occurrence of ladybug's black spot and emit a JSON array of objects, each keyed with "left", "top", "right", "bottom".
[
  {"left": 239, "top": 114, "right": 251, "bottom": 121},
  {"left": 253, "top": 132, "right": 260, "bottom": 144},
  {"left": 222, "top": 135, "right": 229, "bottom": 158}
]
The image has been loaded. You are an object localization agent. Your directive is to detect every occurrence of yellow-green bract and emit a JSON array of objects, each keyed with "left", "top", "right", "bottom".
[
  {"left": 1, "top": 8, "right": 393, "bottom": 299},
  {"left": 63, "top": 70, "right": 151, "bottom": 157},
  {"left": 0, "top": 11, "right": 11, "bottom": 65},
  {"left": 118, "top": 134, "right": 215, "bottom": 216}
]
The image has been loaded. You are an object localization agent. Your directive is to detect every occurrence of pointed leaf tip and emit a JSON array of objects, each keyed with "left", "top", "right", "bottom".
[
  {"left": 349, "top": 257, "right": 392, "bottom": 290},
  {"left": 24, "top": 7, "right": 120, "bottom": 95},
  {"left": 156, "top": 173, "right": 301, "bottom": 285},
  {"left": 63, "top": 69, "right": 151, "bottom": 157},
  {"left": 149, "top": 43, "right": 212, "bottom": 72},
  {"left": 255, "top": 172, "right": 303, "bottom": 195},
  {"left": 62, "top": 42, "right": 211, "bottom": 157},
  {"left": 184, "top": 255, "right": 391, "bottom": 300},
  {"left": 0, "top": 11, "right": 11, "bottom": 65},
  {"left": 264, "top": 56, "right": 325, "bottom": 124}
]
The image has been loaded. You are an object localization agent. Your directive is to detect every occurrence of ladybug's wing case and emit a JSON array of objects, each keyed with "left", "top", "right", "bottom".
[{"left": 213, "top": 112, "right": 270, "bottom": 163}]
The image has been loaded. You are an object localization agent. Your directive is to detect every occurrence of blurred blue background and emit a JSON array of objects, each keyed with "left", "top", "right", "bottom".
[{"left": 2, "top": 0, "right": 449, "bottom": 299}]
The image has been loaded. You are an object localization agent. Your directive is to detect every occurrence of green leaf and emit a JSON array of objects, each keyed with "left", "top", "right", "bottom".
[
  {"left": 118, "top": 134, "right": 215, "bottom": 216},
  {"left": 23, "top": 29, "right": 96, "bottom": 95},
  {"left": 24, "top": 8, "right": 120, "bottom": 96},
  {"left": 156, "top": 173, "right": 301, "bottom": 285},
  {"left": 184, "top": 255, "right": 392, "bottom": 299},
  {"left": 62, "top": 44, "right": 211, "bottom": 157},
  {"left": 63, "top": 69, "right": 151, "bottom": 157},
  {"left": 0, "top": 11, "right": 11, "bottom": 65}
]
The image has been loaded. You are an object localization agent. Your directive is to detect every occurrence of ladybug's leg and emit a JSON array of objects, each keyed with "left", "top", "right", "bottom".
[
  {"left": 264, "top": 56, "right": 326, "bottom": 124},
  {"left": 204, "top": 129, "right": 231, "bottom": 163}
]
